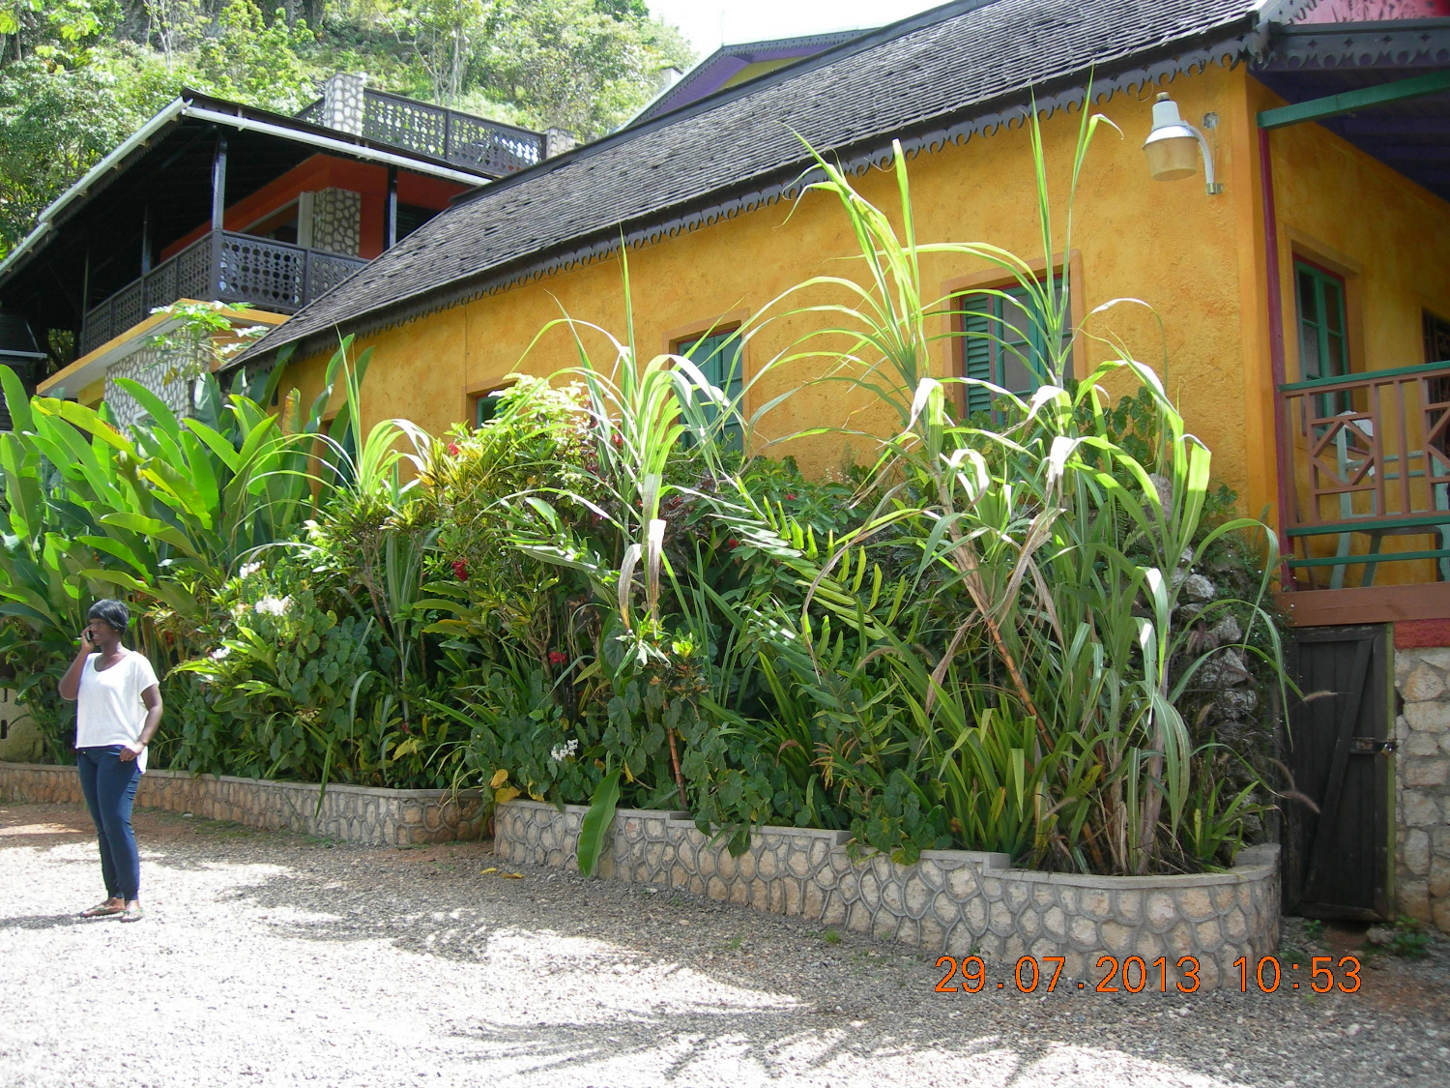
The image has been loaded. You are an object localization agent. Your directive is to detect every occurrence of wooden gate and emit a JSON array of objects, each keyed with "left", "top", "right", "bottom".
[{"left": 1284, "top": 624, "right": 1393, "bottom": 919}]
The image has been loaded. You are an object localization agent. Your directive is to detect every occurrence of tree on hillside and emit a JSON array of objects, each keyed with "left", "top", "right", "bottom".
[
  {"left": 395, "top": 0, "right": 692, "bottom": 132},
  {"left": 193, "top": 0, "right": 313, "bottom": 110},
  {"left": 478, "top": 0, "right": 692, "bottom": 136},
  {"left": 0, "top": 0, "right": 693, "bottom": 254},
  {"left": 389, "top": 0, "right": 489, "bottom": 106}
]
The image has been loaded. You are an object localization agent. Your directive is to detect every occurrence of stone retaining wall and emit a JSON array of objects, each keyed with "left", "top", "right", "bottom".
[
  {"left": 0, "top": 762, "right": 483, "bottom": 847},
  {"left": 0, "top": 690, "right": 42, "bottom": 763},
  {"left": 1393, "top": 647, "right": 1450, "bottom": 933},
  {"left": 495, "top": 800, "right": 1279, "bottom": 990}
]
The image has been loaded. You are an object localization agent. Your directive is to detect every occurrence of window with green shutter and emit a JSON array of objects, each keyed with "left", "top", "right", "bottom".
[
  {"left": 958, "top": 282, "right": 1068, "bottom": 418},
  {"left": 1294, "top": 259, "right": 1350, "bottom": 416},
  {"left": 677, "top": 329, "right": 743, "bottom": 451},
  {"left": 474, "top": 388, "right": 506, "bottom": 428}
]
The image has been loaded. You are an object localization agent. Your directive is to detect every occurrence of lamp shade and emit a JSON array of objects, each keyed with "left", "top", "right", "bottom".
[{"left": 1143, "top": 94, "right": 1200, "bottom": 182}]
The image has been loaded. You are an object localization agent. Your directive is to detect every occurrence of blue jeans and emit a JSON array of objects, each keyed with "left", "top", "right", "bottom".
[{"left": 76, "top": 746, "right": 142, "bottom": 901}]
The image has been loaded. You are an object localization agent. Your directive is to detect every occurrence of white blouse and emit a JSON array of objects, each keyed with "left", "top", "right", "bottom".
[{"left": 76, "top": 651, "right": 160, "bottom": 772}]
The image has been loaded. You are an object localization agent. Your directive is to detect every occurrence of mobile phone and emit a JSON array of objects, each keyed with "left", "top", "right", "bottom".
[{"left": 83, "top": 629, "right": 93, "bottom": 644}]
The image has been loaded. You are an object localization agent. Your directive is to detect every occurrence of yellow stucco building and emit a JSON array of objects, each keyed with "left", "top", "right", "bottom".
[
  {"left": 238, "top": 0, "right": 1450, "bottom": 929},
  {"left": 244, "top": 4, "right": 1450, "bottom": 613}
]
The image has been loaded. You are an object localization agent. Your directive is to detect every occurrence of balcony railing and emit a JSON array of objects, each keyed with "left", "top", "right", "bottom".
[
  {"left": 1278, "top": 360, "right": 1450, "bottom": 587},
  {"left": 297, "top": 89, "right": 545, "bottom": 176},
  {"left": 80, "top": 231, "right": 367, "bottom": 356}
]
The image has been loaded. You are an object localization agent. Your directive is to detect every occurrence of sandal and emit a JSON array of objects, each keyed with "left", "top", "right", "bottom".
[
  {"left": 119, "top": 904, "right": 146, "bottom": 923},
  {"left": 79, "top": 902, "right": 124, "bottom": 918}
]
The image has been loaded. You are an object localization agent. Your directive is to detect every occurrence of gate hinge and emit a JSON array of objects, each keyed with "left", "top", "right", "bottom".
[{"left": 1350, "top": 738, "right": 1397, "bottom": 755}]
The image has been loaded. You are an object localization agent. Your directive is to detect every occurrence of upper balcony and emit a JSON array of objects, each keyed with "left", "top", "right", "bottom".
[
  {"left": 1278, "top": 360, "right": 1450, "bottom": 593},
  {"left": 295, "top": 88, "right": 546, "bottom": 178},
  {"left": 79, "top": 231, "right": 366, "bottom": 357}
]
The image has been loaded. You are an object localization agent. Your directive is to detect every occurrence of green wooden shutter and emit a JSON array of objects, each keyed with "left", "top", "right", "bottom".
[
  {"left": 680, "top": 330, "right": 743, "bottom": 451},
  {"left": 1294, "top": 260, "right": 1349, "bottom": 415},
  {"left": 959, "top": 280, "right": 1067, "bottom": 419},
  {"left": 961, "top": 304, "right": 995, "bottom": 415}
]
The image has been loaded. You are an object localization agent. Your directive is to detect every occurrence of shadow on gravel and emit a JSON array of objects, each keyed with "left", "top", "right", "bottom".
[
  {"left": 0, "top": 913, "right": 90, "bottom": 930},
  {"left": 174, "top": 864, "right": 1266, "bottom": 1087},
  {"left": 442, "top": 1016, "right": 1027, "bottom": 1084},
  {"left": 8, "top": 805, "right": 1447, "bottom": 1087},
  {"left": 0, "top": 815, "right": 94, "bottom": 847}
]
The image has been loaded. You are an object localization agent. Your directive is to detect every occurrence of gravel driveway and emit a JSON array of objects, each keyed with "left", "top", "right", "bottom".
[{"left": 2, "top": 801, "right": 1448, "bottom": 1088}]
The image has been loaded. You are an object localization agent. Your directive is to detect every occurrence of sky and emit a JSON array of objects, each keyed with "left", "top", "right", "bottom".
[{"left": 647, "top": 0, "right": 947, "bottom": 57}]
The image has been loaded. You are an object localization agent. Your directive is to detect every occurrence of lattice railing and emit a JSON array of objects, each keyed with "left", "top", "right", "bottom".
[
  {"left": 294, "top": 98, "right": 325, "bottom": 126},
  {"left": 305, "top": 251, "right": 366, "bottom": 301},
  {"left": 292, "top": 86, "right": 544, "bottom": 175},
  {"left": 80, "top": 232, "right": 366, "bottom": 355},
  {"left": 217, "top": 234, "right": 305, "bottom": 309},
  {"left": 360, "top": 89, "right": 544, "bottom": 175},
  {"left": 1279, "top": 360, "right": 1450, "bottom": 583}
]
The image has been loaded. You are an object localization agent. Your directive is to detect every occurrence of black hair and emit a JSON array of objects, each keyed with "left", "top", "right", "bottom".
[{"left": 87, "top": 599, "right": 130, "bottom": 634}]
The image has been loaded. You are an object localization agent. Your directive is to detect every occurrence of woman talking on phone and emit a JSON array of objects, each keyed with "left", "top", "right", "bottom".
[{"left": 58, "top": 600, "right": 163, "bottom": 922}]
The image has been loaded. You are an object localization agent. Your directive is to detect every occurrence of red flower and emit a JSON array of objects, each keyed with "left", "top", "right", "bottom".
[
  {"left": 786, "top": 493, "right": 797, "bottom": 501},
  {"left": 452, "top": 559, "right": 468, "bottom": 580},
  {"left": 726, "top": 538, "right": 739, "bottom": 550},
  {"left": 447, "top": 442, "right": 461, "bottom": 456},
  {"left": 611, "top": 432, "right": 624, "bottom": 449},
  {"left": 548, "top": 651, "right": 568, "bottom": 666}
]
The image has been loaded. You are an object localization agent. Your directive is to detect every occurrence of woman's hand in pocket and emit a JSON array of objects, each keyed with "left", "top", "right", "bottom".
[{"left": 118, "top": 742, "right": 145, "bottom": 762}]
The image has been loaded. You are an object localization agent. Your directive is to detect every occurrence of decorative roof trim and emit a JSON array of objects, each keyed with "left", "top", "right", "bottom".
[
  {"left": 1255, "top": 16, "right": 1450, "bottom": 70},
  {"left": 250, "top": 27, "right": 1262, "bottom": 370}
]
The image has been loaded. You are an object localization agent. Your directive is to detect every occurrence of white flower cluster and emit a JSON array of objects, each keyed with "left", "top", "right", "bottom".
[
  {"left": 253, "top": 596, "right": 292, "bottom": 616},
  {"left": 209, "top": 646, "right": 231, "bottom": 661},
  {"left": 238, "top": 561, "right": 263, "bottom": 579},
  {"left": 549, "top": 738, "right": 579, "bottom": 763}
]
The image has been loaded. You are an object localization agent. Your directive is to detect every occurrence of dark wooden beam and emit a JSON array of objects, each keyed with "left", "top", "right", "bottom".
[
  {"left": 385, "top": 165, "right": 398, "bottom": 250},
  {"left": 45, "top": 264, "right": 82, "bottom": 320},
  {"left": 140, "top": 205, "right": 153, "bottom": 275},
  {"left": 211, "top": 134, "right": 229, "bottom": 232}
]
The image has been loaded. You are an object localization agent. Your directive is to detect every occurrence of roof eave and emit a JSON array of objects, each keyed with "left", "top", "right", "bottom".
[
  {"left": 236, "top": 4, "right": 1269, "bottom": 370},
  {"left": 0, "top": 96, "right": 190, "bottom": 290},
  {"left": 0, "top": 92, "right": 505, "bottom": 296}
]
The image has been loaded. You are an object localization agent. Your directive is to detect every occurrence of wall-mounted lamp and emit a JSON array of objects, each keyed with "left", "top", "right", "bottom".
[{"left": 1143, "top": 93, "right": 1222, "bottom": 195}]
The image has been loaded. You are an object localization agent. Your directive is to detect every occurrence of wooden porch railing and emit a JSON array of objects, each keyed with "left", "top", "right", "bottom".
[
  {"left": 297, "top": 89, "right": 545, "bottom": 176},
  {"left": 80, "top": 232, "right": 367, "bottom": 356},
  {"left": 1279, "top": 360, "right": 1450, "bottom": 587}
]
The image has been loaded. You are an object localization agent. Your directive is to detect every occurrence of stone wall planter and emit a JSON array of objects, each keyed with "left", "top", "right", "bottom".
[
  {"left": 0, "top": 761, "right": 483, "bottom": 847},
  {"left": 495, "top": 800, "right": 1280, "bottom": 990}
]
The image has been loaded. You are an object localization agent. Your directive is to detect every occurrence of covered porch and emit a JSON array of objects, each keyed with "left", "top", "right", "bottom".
[{"left": 1254, "top": 17, "right": 1450, "bottom": 618}]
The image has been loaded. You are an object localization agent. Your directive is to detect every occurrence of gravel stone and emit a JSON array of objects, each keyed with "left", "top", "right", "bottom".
[{"left": 3, "top": 802, "right": 1449, "bottom": 1087}]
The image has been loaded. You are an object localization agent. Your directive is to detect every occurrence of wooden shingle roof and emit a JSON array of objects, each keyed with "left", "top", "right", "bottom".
[{"left": 239, "top": 0, "right": 1284, "bottom": 366}]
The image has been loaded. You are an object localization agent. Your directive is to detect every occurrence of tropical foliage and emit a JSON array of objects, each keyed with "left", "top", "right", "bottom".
[{"left": 0, "top": 107, "right": 1285, "bottom": 876}]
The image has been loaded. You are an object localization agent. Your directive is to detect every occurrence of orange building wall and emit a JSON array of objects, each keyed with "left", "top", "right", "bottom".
[{"left": 160, "top": 155, "right": 467, "bottom": 262}]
